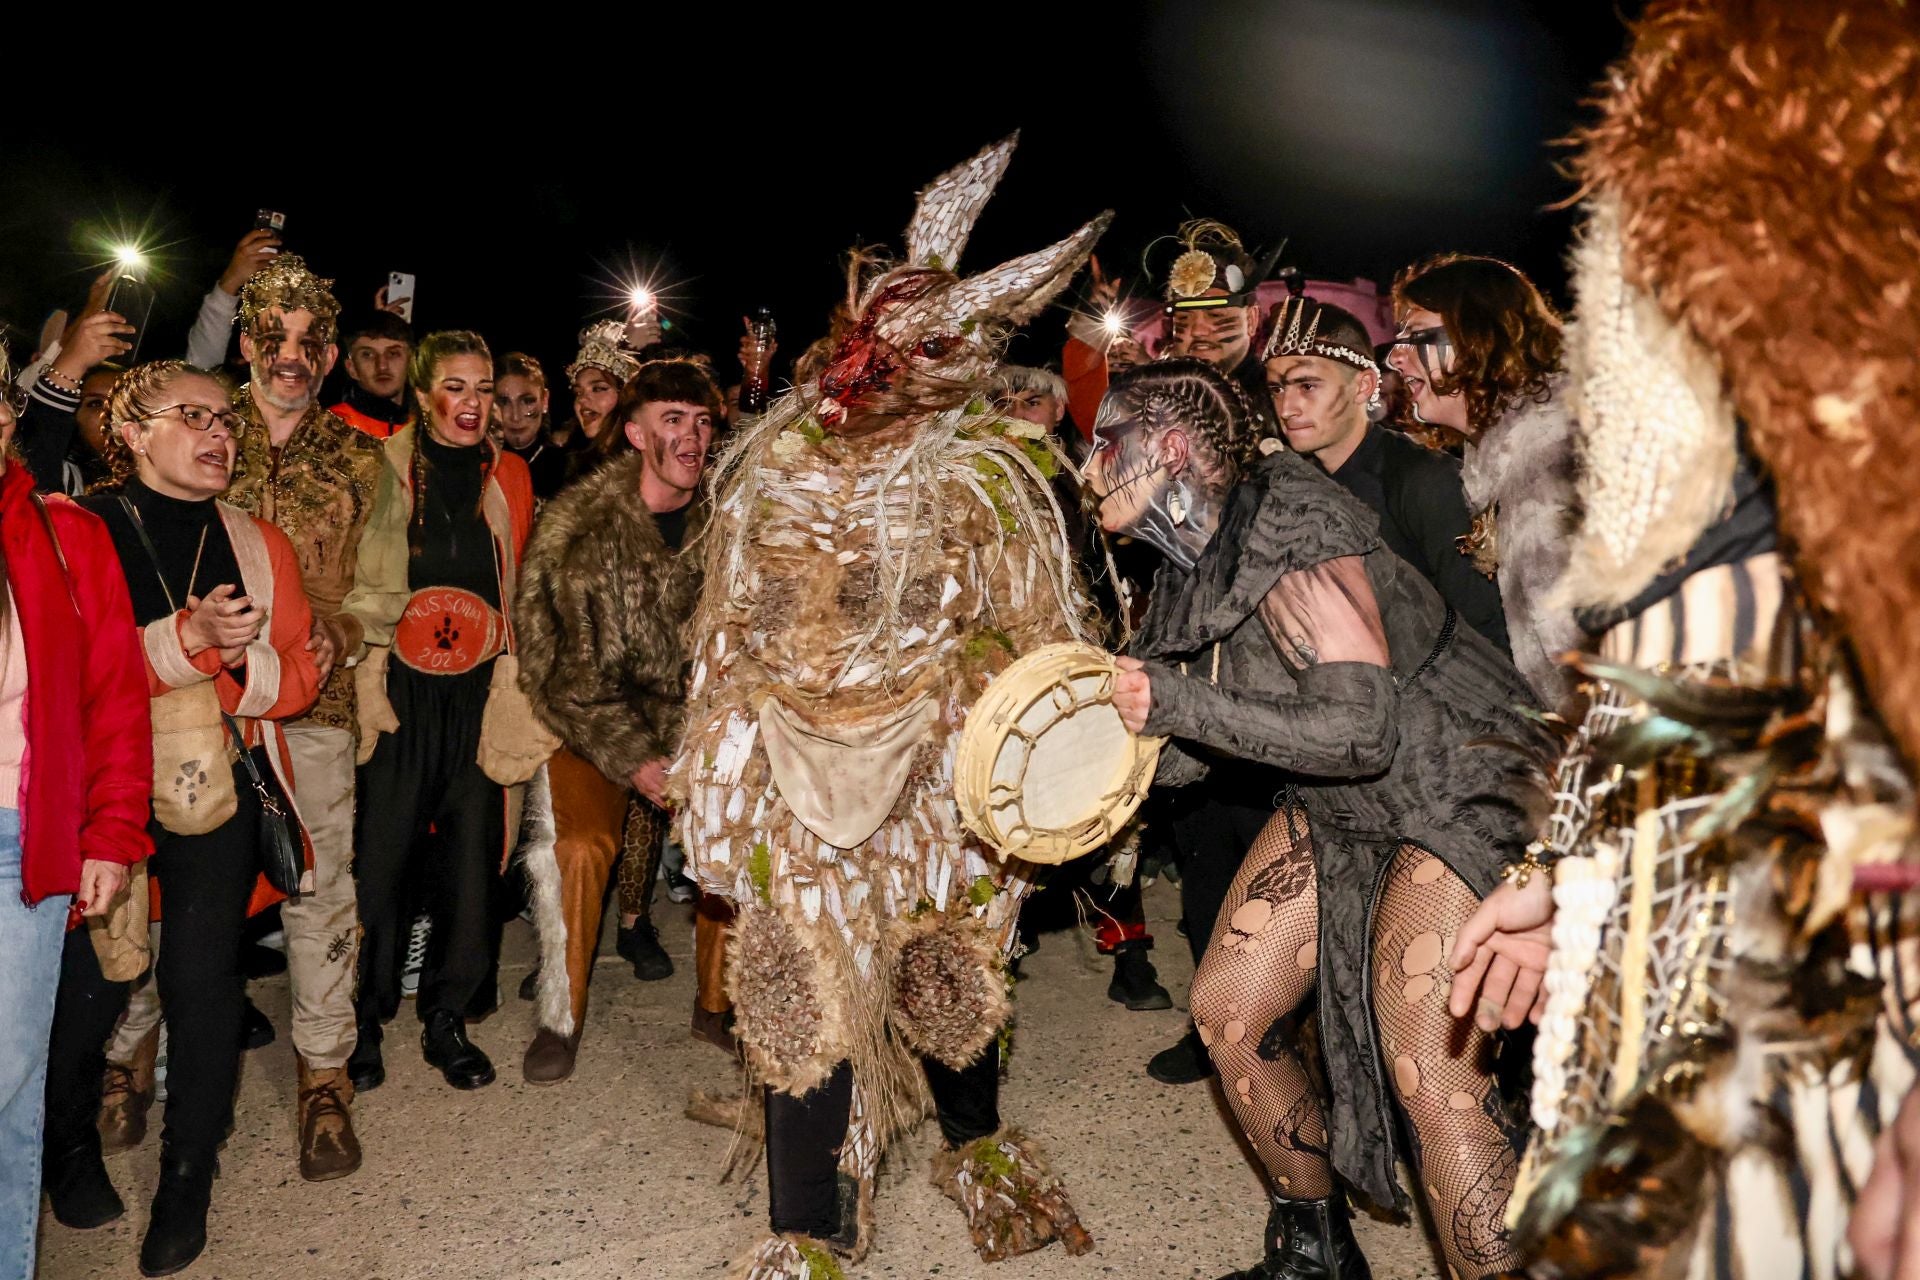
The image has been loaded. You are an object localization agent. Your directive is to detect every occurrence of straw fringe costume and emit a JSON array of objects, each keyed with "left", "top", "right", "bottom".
[
  {"left": 669, "top": 136, "right": 1106, "bottom": 1272},
  {"left": 1510, "top": 5, "right": 1920, "bottom": 1275}
]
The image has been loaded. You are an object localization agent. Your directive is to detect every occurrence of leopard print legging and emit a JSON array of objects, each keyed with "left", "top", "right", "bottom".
[{"left": 1189, "top": 806, "right": 1522, "bottom": 1279}]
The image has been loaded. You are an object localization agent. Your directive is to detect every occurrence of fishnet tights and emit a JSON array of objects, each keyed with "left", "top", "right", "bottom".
[{"left": 1190, "top": 808, "right": 1522, "bottom": 1279}]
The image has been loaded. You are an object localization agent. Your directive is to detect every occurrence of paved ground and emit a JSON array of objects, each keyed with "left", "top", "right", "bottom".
[{"left": 37, "top": 879, "right": 1437, "bottom": 1280}]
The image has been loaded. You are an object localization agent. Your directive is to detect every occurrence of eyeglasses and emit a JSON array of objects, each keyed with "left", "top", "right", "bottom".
[{"left": 145, "top": 403, "right": 246, "bottom": 438}]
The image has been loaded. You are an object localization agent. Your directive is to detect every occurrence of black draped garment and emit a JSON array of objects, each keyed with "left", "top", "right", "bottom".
[{"left": 1129, "top": 449, "right": 1549, "bottom": 1208}]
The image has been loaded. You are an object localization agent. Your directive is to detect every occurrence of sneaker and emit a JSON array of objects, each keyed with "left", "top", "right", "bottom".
[
  {"left": 401, "top": 912, "right": 431, "bottom": 999},
  {"left": 663, "top": 866, "right": 696, "bottom": 906},
  {"left": 1107, "top": 941, "right": 1173, "bottom": 1011},
  {"left": 240, "top": 997, "right": 276, "bottom": 1051},
  {"left": 153, "top": 1026, "right": 169, "bottom": 1104}
]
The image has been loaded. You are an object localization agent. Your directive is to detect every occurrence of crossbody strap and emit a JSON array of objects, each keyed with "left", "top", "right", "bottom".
[{"left": 28, "top": 492, "right": 80, "bottom": 615}]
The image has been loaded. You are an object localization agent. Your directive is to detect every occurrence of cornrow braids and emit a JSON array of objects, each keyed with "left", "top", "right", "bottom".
[
  {"left": 1108, "top": 358, "right": 1264, "bottom": 472},
  {"left": 93, "top": 360, "right": 203, "bottom": 493},
  {"left": 406, "top": 330, "right": 495, "bottom": 555}
]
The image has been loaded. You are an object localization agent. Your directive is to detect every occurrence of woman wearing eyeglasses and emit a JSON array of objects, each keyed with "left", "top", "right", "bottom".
[
  {"left": 1386, "top": 255, "right": 1587, "bottom": 715},
  {"left": 42, "top": 360, "right": 320, "bottom": 1277}
]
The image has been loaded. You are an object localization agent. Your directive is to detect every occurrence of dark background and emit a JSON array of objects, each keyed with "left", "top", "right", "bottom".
[{"left": 0, "top": 2, "right": 1636, "bottom": 401}]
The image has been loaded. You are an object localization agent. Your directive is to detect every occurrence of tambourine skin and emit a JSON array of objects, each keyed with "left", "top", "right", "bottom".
[{"left": 955, "top": 642, "right": 1165, "bottom": 864}]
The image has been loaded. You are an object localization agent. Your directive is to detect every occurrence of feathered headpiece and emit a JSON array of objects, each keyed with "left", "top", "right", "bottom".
[
  {"left": 565, "top": 320, "right": 641, "bottom": 385},
  {"left": 236, "top": 254, "right": 340, "bottom": 343}
]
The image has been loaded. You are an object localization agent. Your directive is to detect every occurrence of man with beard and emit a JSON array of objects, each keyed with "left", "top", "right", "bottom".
[
  {"left": 220, "top": 256, "right": 386, "bottom": 1180},
  {"left": 328, "top": 312, "right": 415, "bottom": 440}
]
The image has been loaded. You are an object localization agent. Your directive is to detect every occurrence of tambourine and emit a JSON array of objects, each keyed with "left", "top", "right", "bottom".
[{"left": 955, "top": 642, "right": 1164, "bottom": 865}]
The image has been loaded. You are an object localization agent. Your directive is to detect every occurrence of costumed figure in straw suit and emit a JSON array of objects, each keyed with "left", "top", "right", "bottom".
[{"left": 669, "top": 135, "right": 1108, "bottom": 1277}]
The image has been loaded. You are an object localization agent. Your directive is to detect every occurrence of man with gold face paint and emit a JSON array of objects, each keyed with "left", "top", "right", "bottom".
[{"left": 195, "top": 256, "right": 386, "bottom": 1181}]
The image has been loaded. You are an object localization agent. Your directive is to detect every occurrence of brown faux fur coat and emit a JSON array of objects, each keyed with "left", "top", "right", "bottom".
[{"left": 515, "top": 452, "right": 703, "bottom": 783}]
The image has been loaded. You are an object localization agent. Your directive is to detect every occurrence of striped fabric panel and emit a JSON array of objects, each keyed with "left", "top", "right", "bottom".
[{"left": 1599, "top": 552, "right": 1787, "bottom": 678}]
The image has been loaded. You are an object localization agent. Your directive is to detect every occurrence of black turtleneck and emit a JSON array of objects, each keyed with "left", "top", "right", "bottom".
[
  {"left": 81, "top": 478, "right": 244, "bottom": 627},
  {"left": 410, "top": 432, "right": 499, "bottom": 605}
]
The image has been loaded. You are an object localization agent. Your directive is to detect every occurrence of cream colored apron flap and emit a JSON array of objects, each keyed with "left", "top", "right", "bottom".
[{"left": 758, "top": 693, "right": 939, "bottom": 850}]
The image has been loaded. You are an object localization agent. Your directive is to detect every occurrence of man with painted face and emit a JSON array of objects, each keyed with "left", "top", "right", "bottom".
[
  {"left": 1083, "top": 359, "right": 1548, "bottom": 1280},
  {"left": 1262, "top": 295, "right": 1508, "bottom": 654},
  {"left": 670, "top": 136, "right": 1104, "bottom": 1276},
  {"left": 1158, "top": 220, "right": 1280, "bottom": 440},
  {"left": 220, "top": 256, "right": 387, "bottom": 1181}
]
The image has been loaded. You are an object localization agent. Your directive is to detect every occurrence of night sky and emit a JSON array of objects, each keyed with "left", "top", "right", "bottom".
[{"left": 0, "top": 2, "right": 1635, "bottom": 398}]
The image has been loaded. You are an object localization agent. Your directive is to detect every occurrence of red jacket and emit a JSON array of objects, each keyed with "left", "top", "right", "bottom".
[{"left": 2, "top": 466, "right": 153, "bottom": 903}]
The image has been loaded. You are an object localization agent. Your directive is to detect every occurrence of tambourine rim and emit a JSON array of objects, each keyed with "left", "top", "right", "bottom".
[{"left": 956, "top": 641, "right": 1164, "bottom": 865}]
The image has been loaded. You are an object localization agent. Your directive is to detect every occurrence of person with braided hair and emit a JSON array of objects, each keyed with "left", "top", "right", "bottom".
[
  {"left": 338, "top": 332, "right": 540, "bottom": 1093},
  {"left": 44, "top": 360, "right": 320, "bottom": 1276},
  {"left": 1085, "top": 359, "right": 1550, "bottom": 1280}
]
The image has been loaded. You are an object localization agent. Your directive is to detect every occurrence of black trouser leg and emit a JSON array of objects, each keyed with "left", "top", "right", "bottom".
[
  {"left": 149, "top": 778, "right": 260, "bottom": 1167},
  {"left": 45, "top": 927, "right": 131, "bottom": 1153},
  {"left": 924, "top": 1045, "right": 1001, "bottom": 1146},
  {"left": 1171, "top": 768, "right": 1284, "bottom": 968},
  {"left": 353, "top": 727, "right": 431, "bottom": 1030},
  {"left": 764, "top": 1062, "right": 853, "bottom": 1237},
  {"left": 419, "top": 750, "right": 504, "bottom": 1022}
]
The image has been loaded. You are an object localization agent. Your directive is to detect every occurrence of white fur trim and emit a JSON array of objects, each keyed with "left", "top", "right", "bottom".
[
  {"left": 517, "top": 765, "right": 574, "bottom": 1036},
  {"left": 221, "top": 505, "right": 283, "bottom": 719},
  {"left": 143, "top": 615, "right": 207, "bottom": 689}
]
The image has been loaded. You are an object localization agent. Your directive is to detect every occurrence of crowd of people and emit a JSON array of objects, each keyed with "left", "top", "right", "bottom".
[{"left": 3, "top": 5, "right": 1919, "bottom": 1280}]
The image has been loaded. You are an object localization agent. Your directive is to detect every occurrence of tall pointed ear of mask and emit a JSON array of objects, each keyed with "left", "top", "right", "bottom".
[
  {"left": 905, "top": 133, "right": 1019, "bottom": 272},
  {"left": 943, "top": 210, "right": 1114, "bottom": 329}
]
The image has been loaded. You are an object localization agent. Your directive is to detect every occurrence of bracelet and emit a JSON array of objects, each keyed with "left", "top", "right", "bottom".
[
  {"left": 39, "top": 365, "right": 82, "bottom": 393},
  {"left": 1501, "top": 842, "right": 1554, "bottom": 889}
]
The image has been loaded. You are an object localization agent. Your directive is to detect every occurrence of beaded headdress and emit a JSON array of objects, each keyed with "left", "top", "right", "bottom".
[
  {"left": 1260, "top": 295, "right": 1378, "bottom": 374},
  {"left": 565, "top": 320, "right": 641, "bottom": 385}
]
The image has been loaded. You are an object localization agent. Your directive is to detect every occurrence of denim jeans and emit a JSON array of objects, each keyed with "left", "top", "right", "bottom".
[{"left": 0, "top": 808, "right": 71, "bottom": 1280}]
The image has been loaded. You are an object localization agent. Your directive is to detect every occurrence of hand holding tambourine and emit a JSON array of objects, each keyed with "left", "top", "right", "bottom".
[{"left": 955, "top": 643, "right": 1164, "bottom": 865}]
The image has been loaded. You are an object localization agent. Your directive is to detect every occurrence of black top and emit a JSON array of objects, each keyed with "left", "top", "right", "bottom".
[
  {"left": 1325, "top": 424, "right": 1511, "bottom": 656},
  {"left": 504, "top": 438, "right": 570, "bottom": 501},
  {"left": 654, "top": 501, "right": 690, "bottom": 553},
  {"left": 81, "top": 478, "right": 244, "bottom": 628},
  {"left": 409, "top": 433, "right": 500, "bottom": 606}
]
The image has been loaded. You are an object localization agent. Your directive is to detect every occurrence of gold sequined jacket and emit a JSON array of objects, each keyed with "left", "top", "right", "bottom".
[{"left": 224, "top": 388, "right": 387, "bottom": 732}]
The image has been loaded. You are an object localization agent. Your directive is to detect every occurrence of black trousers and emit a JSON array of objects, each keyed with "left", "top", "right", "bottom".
[
  {"left": 354, "top": 664, "right": 504, "bottom": 1027},
  {"left": 765, "top": 1047, "right": 1001, "bottom": 1236},
  {"left": 1170, "top": 761, "right": 1288, "bottom": 967},
  {"left": 46, "top": 769, "right": 260, "bottom": 1169}
]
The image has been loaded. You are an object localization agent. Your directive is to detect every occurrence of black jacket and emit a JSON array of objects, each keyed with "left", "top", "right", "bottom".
[{"left": 1325, "top": 425, "right": 1509, "bottom": 655}]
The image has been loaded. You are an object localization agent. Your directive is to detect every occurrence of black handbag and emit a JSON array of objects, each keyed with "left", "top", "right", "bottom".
[{"left": 222, "top": 712, "right": 305, "bottom": 900}]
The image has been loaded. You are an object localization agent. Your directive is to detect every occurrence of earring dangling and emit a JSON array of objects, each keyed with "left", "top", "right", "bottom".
[{"left": 1168, "top": 491, "right": 1188, "bottom": 526}]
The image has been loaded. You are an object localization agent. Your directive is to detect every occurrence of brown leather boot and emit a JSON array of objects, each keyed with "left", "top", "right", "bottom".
[
  {"left": 297, "top": 1057, "right": 362, "bottom": 1182},
  {"left": 97, "top": 1027, "right": 159, "bottom": 1153},
  {"left": 522, "top": 1027, "right": 581, "bottom": 1085}
]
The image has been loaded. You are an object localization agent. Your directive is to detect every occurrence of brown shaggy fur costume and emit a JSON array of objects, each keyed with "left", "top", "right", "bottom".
[
  {"left": 1568, "top": 0, "right": 1920, "bottom": 764},
  {"left": 514, "top": 451, "right": 703, "bottom": 779}
]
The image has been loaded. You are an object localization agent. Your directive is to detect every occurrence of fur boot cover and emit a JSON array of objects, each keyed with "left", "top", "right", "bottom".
[
  {"left": 727, "top": 1233, "right": 847, "bottom": 1280},
  {"left": 1568, "top": 0, "right": 1920, "bottom": 765},
  {"left": 930, "top": 1126, "right": 1095, "bottom": 1261},
  {"left": 889, "top": 913, "right": 1012, "bottom": 1069},
  {"left": 514, "top": 450, "right": 703, "bottom": 783}
]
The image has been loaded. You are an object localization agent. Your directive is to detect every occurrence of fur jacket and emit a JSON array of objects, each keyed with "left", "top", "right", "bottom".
[
  {"left": 515, "top": 453, "right": 703, "bottom": 784},
  {"left": 1460, "top": 378, "right": 1588, "bottom": 715}
]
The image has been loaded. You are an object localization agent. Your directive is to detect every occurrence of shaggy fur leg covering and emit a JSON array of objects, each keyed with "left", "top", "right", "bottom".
[
  {"left": 930, "top": 1126, "right": 1095, "bottom": 1261},
  {"left": 518, "top": 765, "right": 575, "bottom": 1037},
  {"left": 726, "top": 1234, "right": 847, "bottom": 1280},
  {"left": 891, "top": 914, "right": 1011, "bottom": 1069}
]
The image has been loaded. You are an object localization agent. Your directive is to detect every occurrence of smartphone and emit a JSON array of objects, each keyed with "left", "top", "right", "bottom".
[
  {"left": 254, "top": 209, "right": 286, "bottom": 254},
  {"left": 386, "top": 272, "right": 416, "bottom": 323},
  {"left": 106, "top": 263, "right": 157, "bottom": 366}
]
